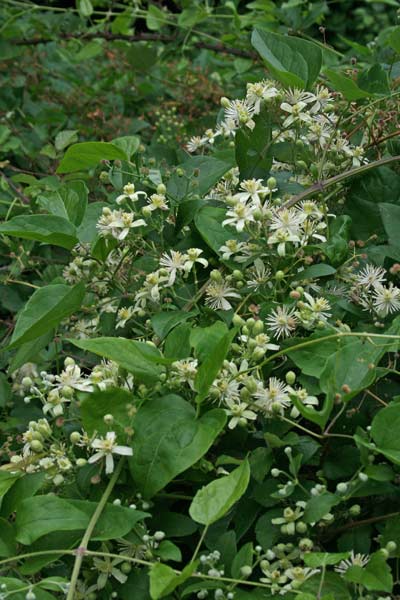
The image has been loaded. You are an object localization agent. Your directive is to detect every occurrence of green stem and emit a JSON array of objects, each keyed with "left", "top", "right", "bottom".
[
  {"left": 281, "top": 155, "right": 400, "bottom": 210},
  {"left": 191, "top": 524, "right": 209, "bottom": 564},
  {"left": 66, "top": 459, "right": 125, "bottom": 600}
]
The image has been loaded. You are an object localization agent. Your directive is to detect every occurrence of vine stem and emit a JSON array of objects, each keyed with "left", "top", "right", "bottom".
[
  {"left": 0, "top": 548, "right": 275, "bottom": 592},
  {"left": 281, "top": 154, "right": 400, "bottom": 210},
  {"left": 190, "top": 525, "right": 209, "bottom": 564},
  {"left": 236, "top": 331, "right": 400, "bottom": 379},
  {"left": 66, "top": 459, "right": 125, "bottom": 600}
]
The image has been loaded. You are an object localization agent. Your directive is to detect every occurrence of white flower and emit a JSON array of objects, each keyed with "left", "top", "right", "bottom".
[
  {"left": 224, "top": 398, "right": 257, "bottom": 429},
  {"left": 235, "top": 178, "right": 275, "bottom": 206},
  {"left": 97, "top": 208, "right": 146, "bottom": 240},
  {"left": 269, "top": 208, "right": 306, "bottom": 236},
  {"left": 186, "top": 136, "right": 204, "bottom": 153},
  {"left": 184, "top": 248, "right": 208, "bottom": 273},
  {"left": 253, "top": 377, "right": 291, "bottom": 415},
  {"left": 224, "top": 99, "right": 255, "bottom": 129},
  {"left": 280, "top": 101, "right": 312, "bottom": 127},
  {"left": 267, "top": 229, "right": 300, "bottom": 256},
  {"left": 301, "top": 293, "right": 331, "bottom": 322},
  {"left": 266, "top": 305, "right": 298, "bottom": 339},
  {"left": 116, "top": 182, "right": 147, "bottom": 205},
  {"left": 246, "top": 258, "right": 271, "bottom": 291},
  {"left": 55, "top": 361, "right": 93, "bottom": 393},
  {"left": 335, "top": 551, "right": 369, "bottom": 575},
  {"left": 372, "top": 282, "right": 400, "bottom": 316},
  {"left": 246, "top": 80, "right": 279, "bottom": 113},
  {"left": 88, "top": 431, "right": 133, "bottom": 474},
  {"left": 116, "top": 305, "right": 135, "bottom": 328},
  {"left": 219, "top": 239, "right": 247, "bottom": 260},
  {"left": 223, "top": 202, "right": 256, "bottom": 232},
  {"left": 356, "top": 264, "right": 386, "bottom": 289},
  {"left": 146, "top": 193, "right": 168, "bottom": 212},
  {"left": 205, "top": 281, "right": 241, "bottom": 311},
  {"left": 159, "top": 250, "right": 187, "bottom": 285}
]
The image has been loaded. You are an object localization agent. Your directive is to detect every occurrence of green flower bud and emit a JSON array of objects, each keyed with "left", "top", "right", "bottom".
[
  {"left": 210, "top": 269, "right": 223, "bottom": 282},
  {"left": 103, "top": 414, "right": 114, "bottom": 425},
  {"left": 296, "top": 521, "right": 307, "bottom": 534},
  {"left": 121, "top": 562, "right": 132, "bottom": 574},
  {"left": 232, "top": 314, "right": 244, "bottom": 327},
  {"left": 70, "top": 431, "right": 81, "bottom": 444},
  {"left": 336, "top": 482, "right": 348, "bottom": 494},
  {"left": 267, "top": 177, "right": 277, "bottom": 189},
  {"left": 76, "top": 458, "right": 87, "bottom": 467},
  {"left": 349, "top": 504, "right": 361, "bottom": 516},
  {"left": 30, "top": 440, "right": 43, "bottom": 453},
  {"left": 253, "top": 320, "right": 264, "bottom": 334},
  {"left": 220, "top": 96, "right": 230, "bottom": 108},
  {"left": 240, "top": 565, "right": 252, "bottom": 577},
  {"left": 386, "top": 541, "right": 397, "bottom": 553},
  {"left": 285, "top": 371, "right": 296, "bottom": 385},
  {"left": 157, "top": 183, "right": 166, "bottom": 195},
  {"left": 275, "top": 270, "right": 285, "bottom": 281}
]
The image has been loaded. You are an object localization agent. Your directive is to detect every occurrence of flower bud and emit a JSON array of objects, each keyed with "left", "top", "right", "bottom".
[
  {"left": 267, "top": 177, "right": 277, "bottom": 189},
  {"left": 220, "top": 96, "right": 230, "bottom": 108},
  {"left": 285, "top": 371, "right": 296, "bottom": 385},
  {"left": 76, "top": 458, "right": 87, "bottom": 467},
  {"left": 232, "top": 314, "right": 244, "bottom": 327},
  {"left": 30, "top": 440, "right": 43, "bottom": 453},
  {"left": 157, "top": 183, "right": 166, "bottom": 195},
  {"left": 103, "top": 414, "right": 114, "bottom": 425},
  {"left": 240, "top": 565, "right": 252, "bottom": 577},
  {"left": 70, "top": 431, "right": 81, "bottom": 444}
]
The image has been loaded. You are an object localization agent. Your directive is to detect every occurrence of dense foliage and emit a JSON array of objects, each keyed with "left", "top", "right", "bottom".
[{"left": 1, "top": 2, "right": 400, "bottom": 600}]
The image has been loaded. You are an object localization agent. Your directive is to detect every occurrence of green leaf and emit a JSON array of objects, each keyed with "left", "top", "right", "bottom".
[
  {"left": 251, "top": 29, "right": 322, "bottom": 89},
  {"left": 0, "top": 472, "right": 20, "bottom": 509},
  {"left": 54, "top": 130, "right": 78, "bottom": 152},
  {"left": 231, "top": 542, "right": 253, "bottom": 578},
  {"left": 344, "top": 167, "right": 400, "bottom": 241},
  {"left": 195, "top": 206, "right": 240, "bottom": 254},
  {"left": 112, "top": 136, "right": 140, "bottom": 160},
  {"left": 388, "top": 26, "right": 400, "bottom": 53},
  {"left": 303, "top": 492, "right": 339, "bottom": 523},
  {"left": 380, "top": 202, "right": 400, "bottom": 243},
  {"left": 77, "top": 0, "right": 93, "bottom": 17},
  {"left": 0, "top": 215, "right": 78, "bottom": 249},
  {"left": 344, "top": 551, "right": 393, "bottom": 592},
  {"left": 57, "top": 142, "right": 127, "bottom": 174},
  {"left": 69, "top": 337, "right": 165, "bottom": 384},
  {"left": 235, "top": 110, "right": 272, "bottom": 179},
  {"left": 371, "top": 402, "right": 400, "bottom": 464},
  {"left": 149, "top": 561, "right": 197, "bottom": 600},
  {"left": 189, "top": 460, "right": 250, "bottom": 525},
  {"left": 357, "top": 64, "right": 390, "bottom": 95},
  {"left": 15, "top": 495, "right": 148, "bottom": 545},
  {"left": 0, "top": 519, "right": 16, "bottom": 557},
  {"left": 324, "top": 69, "right": 371, "bottom": 101},
  {"left": 9, "top": 283, "right": 85, "bottom": 349},
  {"left": 304, "top": 552, "right": 350, "bottom": 568},
  {"left": 167, "top": 156, "right": 233, "bottom": 202},
  {"left": 151, "top": 310, "right": 198, "bottom": 340},
  {"left": 80, "top": 387, "right": 135, "bottom": 438},
  {"left": 1, "top": 472, "right": 46, "bottom": 518},
  {"left": 146, "top": 5, "right": 166, "bottom": 31},
  {"left": 154, "top": 540, "right": 182, "bottom": 563},
  {"left": 297, "top": 264, "right": 336, "bottom": 280},
  {"left": 130, "top": 395, "right": 226, "bottom": 497},
  {"left": 194, "top": 326, "right": 237, "bottom": 404}
]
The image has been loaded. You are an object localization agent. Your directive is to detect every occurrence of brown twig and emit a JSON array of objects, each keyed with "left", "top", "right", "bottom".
[
  {"left": 12, "top": 31, "right": 257, "bottom": 59},
  {"left": 0, "top": 170, "right": 30, "bottom": 204}
]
